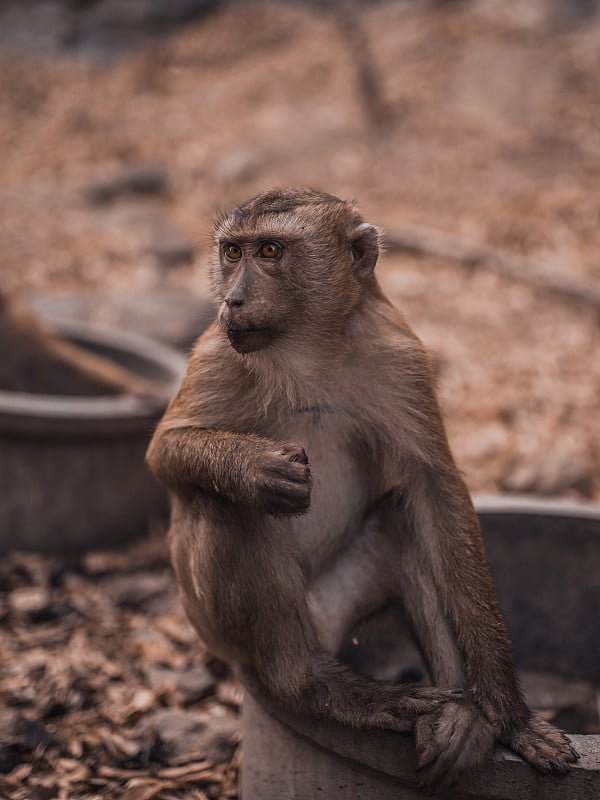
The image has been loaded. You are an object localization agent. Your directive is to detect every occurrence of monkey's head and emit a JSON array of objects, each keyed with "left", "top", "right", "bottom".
[{"left": 211, "top": 188, "right": 381, "bottom": 354}]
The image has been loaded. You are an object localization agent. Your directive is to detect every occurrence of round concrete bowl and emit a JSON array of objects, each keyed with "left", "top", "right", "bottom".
[
  {"left": 241, "top": 496, "right": 600, "bottom": 800},
  {"left": 0, "top": 319, "right": 186, "bottom": 554}
]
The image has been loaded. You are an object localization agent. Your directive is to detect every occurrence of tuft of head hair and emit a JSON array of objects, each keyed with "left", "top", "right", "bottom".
[{"left": 213, "top": 187, "right": 373, "bottom": 245}]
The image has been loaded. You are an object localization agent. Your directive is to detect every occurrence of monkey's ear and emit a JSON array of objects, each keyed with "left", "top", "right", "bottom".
[{"left": 350, "top": 223, "right": 380, "bottom": 281}]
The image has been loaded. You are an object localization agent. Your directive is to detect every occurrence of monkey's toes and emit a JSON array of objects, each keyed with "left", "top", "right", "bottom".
[{"left": 509, "top": 716, "right": 579, "bottom": 775}]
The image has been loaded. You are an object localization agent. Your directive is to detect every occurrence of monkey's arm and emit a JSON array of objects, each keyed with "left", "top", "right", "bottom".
[{"left": 146, "top": 421, "right": 312, "bottom": 514}]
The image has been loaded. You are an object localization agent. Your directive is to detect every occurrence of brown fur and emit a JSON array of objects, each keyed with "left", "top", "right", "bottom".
[{"left": 147, "top": 188, "right": 577, "bottom": 789}]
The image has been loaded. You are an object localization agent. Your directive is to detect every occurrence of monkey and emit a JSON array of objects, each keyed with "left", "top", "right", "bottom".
[
  {"left": 0, "top": 291, "right": 160, "bottom": 397},
  {"left": 146, "top": 188, "right": 578, "bottom": 789}
]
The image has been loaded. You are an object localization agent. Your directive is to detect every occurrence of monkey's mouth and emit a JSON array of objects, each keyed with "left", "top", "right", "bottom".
[{"left": 224, "top": 326, "right": 278, "bottom": 354}]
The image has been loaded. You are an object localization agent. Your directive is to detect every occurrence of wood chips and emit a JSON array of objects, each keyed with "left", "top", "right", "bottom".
[{"left": 0, "top": 537, "right": 240, "bottom": 800}]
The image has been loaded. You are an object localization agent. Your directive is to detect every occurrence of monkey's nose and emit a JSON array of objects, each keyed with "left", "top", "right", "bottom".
[{"left": 225, "top": 291, "right": 245, "bottom": 310}]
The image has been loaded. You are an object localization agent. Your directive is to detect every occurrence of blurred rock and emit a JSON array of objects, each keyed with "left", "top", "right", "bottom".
[
  {"left": 31, "top": 789, "right": 59, "bottom": 800},
  {"left": 0, "top": 0, "right": 223, "bottom": 60},
  {"left": 146, "top": 709, "right": 238, "bottom": 763},
  {"left": 549, "top": 0, "right": 600, "bottom": 25},
  {"left": 147, "top": 664, "right": 216, "bottom": 705},
  {"left": 521, "top": 670, "right": 600, "bottom": 733},
  {"left": 26, "top": 287, "right": 215, "bottom": 351},
  {"left": 107, "top": 572, "right": 172, "bottom": 609},
  {"left": 0, "top": 708, "right": 19, "bottom": 742},
  {"left": 9, "top": 586, "right": 51, "bottom": 616},
  {"left": 85, "top": 164, "right": 170, "bottom": 205},
  {"left": 149, "top": 229, "right": 196, "bottom": 269},
  {"left": 65, "top": 0, "right": 223, "bottom": 58},
  {"left": 6, "top": 715, "right": 57, "bottom": 754},
  {"left": 502, "top": 448, "right": 595, "bottom": 497},
  {"left": 521, "top": 670, "right": 595, "bottom": 713},
  {"left": 214, "top": 149, "right": 258, "bottom": 184}
]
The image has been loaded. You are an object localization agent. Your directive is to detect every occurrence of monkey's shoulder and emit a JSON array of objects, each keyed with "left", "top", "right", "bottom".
[
  {"left": 353, "top": 298, "right": 432, "bottom": 374},
  {"left": 188, "top": 323, "right": 236, "bottom": 371},
  {"left": 175, "top": 327, "right": 260, "bottom": 421},
  {"left": 342, "top": 337, "right": 437, "bottom": 427}
]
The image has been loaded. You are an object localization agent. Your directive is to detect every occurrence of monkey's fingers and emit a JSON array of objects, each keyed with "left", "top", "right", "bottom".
[
  {"left": 288, "top": 449, "right": 309, "bottom": 465},
  {"left": 264, "top": 461, "right": 311, "bottom": 484},
  {"left": 258, "top": 477, "right": 312, "bottom": 515},
  {"left": 263, "top": 447, "right": 311, "bottom": 484},
  {"left": 507, "top": 715, "right": 579, "bottom": 776},
  {"left": 274, "top": 443, "right": 309, "bottom": 465},
  {"left": 410, "top": 686, "right": 465, "bottom": 702},
  {"left": 384, "top": 688, "right": 465, "bottom": 721},
  {"left": 274, "top": 482, "right": 312, "bottom": 513},
  {"left": 372, "top": 704, "right": 439, "bottom": 733}
]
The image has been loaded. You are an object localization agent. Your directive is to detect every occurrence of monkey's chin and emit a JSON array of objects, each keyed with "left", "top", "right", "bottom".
[{"left": 225, "top": 328, "right": 278, "bottom": 354}]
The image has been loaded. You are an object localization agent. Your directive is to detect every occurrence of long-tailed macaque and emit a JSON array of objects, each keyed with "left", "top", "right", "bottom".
[{"left": 146, "top": 189, "right": 577, "bottom": 788}]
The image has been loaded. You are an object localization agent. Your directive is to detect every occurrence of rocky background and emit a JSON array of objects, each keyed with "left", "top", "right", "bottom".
[{"left": 1, "top": 1, "right": 599, "bottom": 798}]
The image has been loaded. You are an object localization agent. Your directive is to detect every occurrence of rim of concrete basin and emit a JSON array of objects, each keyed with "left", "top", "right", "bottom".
[
  {"left": 472, "top": 492, "right": 600, "bottom": 521},
  {"left": 0, "top": 318, "right": 186, "bottom": 437},
  {"left": 241, "top": 496, "right": 600, "bottom": 800}
]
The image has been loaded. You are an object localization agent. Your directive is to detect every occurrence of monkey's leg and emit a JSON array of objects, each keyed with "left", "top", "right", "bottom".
[
  {"left": 252, "top": 551, "right": 464, "bottom": 735},
  {"left": 308, "top": 505, "right": 491, "bottom": 786},
  {"left": 378, "top": 477, "right": 577, "bottom": 787},
  {"left": 173, "top": 505, "right": 464, "bottom": 735},
  {"left": 306, "top": 515, "right": 394, "bottom": 656},
  {"left": 371, "top": 498, "right": 493, "bottom": 788}
]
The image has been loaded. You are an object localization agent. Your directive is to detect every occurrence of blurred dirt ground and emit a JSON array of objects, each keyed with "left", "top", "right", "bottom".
[{"left": 1, "top": 1, "right": 600, "bottom": 797}]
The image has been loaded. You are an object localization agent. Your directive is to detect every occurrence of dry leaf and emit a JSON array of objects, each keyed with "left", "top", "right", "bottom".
[{"left": 118, "top": 783, "right": 165, "bottom": 800}]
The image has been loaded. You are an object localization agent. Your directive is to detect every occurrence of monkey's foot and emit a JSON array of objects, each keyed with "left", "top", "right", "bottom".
[
  {"left": 506, "top": 713, "right": 579, "bottom": 775},
  {"left": 414, "top": 701, "right": 495, "bottom": 791}
]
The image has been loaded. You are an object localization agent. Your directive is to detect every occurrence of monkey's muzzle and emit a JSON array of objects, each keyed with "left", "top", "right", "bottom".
[{"left": 224, "top": 326, "right": 278, "bottom": 354}]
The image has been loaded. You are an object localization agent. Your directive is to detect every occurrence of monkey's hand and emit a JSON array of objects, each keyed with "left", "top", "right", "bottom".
[
  {"left": 414, "top": 700, "right": 494, "bottom": 792},
  {"left": 502, "top": 713, "right": 578, "bottom": 776},
  {"left": 253, "top": 442, "right": 312, "bottom": 515},
  {"left": 360, "top": 687, "right": 465, "bottom": 733}
]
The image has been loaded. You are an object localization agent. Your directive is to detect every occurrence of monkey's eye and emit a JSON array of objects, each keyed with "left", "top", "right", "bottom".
[
  {"left": 224, "top": 243, "right": 242, "bottom": 261},
  {"left": 258, "top": 242, "right": 281, "bottom": 259}
]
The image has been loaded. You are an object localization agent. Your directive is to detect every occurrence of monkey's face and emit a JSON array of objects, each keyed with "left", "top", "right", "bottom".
[
  {"left": 214, "top": 237, "right": 297, "bottom": 354},
  {"left": 211, "top": 189, "right": 382, "bottom": 355}
]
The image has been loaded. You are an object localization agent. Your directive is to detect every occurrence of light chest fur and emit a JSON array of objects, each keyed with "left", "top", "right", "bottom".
[{"left": 268, "top": 407, "right": 371, "bottom": 578}]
